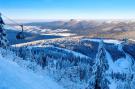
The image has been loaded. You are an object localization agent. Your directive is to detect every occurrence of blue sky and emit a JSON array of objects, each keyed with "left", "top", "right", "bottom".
[{"left": 0, "top": 0, "right": 135, "bottom": 20}]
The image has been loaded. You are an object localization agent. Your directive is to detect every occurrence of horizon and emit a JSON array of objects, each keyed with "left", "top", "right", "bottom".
[
  {"left": 4, "top": 18, "right": 135, "bottom": 24},
  {"left": 1, "top": 0, "right": 135, "bottom": 21}
]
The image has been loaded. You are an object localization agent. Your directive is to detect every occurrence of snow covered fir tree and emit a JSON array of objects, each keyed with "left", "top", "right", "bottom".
[
  {"left": 0, "top": 13, "right": 8, "bottom": 48},
  {"left": 88, "top": 40, "right": 109, "bottom": 89}
]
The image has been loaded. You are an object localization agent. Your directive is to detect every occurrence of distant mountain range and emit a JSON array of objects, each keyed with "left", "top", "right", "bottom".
[{"left": 24, "top": 19, "right": 135, "bottom": 39}]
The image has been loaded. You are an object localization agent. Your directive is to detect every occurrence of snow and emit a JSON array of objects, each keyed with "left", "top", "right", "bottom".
[
  {"left": 50, "top": 46, "right": 90, "bottom": 59},
  {"left": 3, "top": 36, "right": 135, "bottom": 89},
  {"left": 105, "top": 43, "right": 133, "bottom": 73},
  {"left": 82, "top": 38, "right": 122, "bottom": 44},
  {"left": 109, "top": 81, "right": 117, "bottom": 89},
  {"left": 83, "top": 38, "right": 134, "bottom": 73},
  {"left": 103, "top": 39, "right": 122, "bottom": 44},
  {"left": 105, "top": 49, "right": 128, "bottom": 73},
  {"left": 97, "top": 42, "right": 135, "bottom": 89},
  {"left": 128, "top": 39, "right": 135, "bottom": 42},
  {"left": 44, "top": 33, "right": 76, "bottom": 37},
  {"left": 104, "top": 49, "right": 114, "bottom": 70},
  {"left": 0, "top": 50, "right": 64, "bottom": 89},
  {"left": 115, "top": 43, "right": 134, "bottom": 73},
  {"left": 115, "top": 58, "right": 131, "bottom": 70}
]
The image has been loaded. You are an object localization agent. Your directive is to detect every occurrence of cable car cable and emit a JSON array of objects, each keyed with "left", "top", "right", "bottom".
[{"left": 2, "top": 13, "right": 21, "bottom": 26}]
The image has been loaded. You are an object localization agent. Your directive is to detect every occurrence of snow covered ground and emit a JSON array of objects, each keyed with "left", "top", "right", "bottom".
[
  {"left": 81, "top": 38, "right": 123, "bottom": 44},
  {"left": 0, "top": 49, "right": 64, "bottom": 89},
  {"left": 1, "top": 32, "right": 135, "bottom": 89}
]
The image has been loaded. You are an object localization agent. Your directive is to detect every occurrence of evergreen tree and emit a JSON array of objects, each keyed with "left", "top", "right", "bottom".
[
  {"left": 88, "top": 40, "right": 109, "bottom": 89},
  {"left": 0, "top": 13, "right": 8, "bottom": 48}
]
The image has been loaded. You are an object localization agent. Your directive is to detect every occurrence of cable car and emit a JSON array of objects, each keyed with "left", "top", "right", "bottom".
[
  {"left": 16, "top": 25, "right": 26, "bottom": 39},
  {"left": 0, "top": 12, "right": 26, "bottom": 40}
]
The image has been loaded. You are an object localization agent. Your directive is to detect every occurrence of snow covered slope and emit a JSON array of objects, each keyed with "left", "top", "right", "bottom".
[
  {"left": 0, "top": 49, "right": 64, "bottom": 89},
  {"left": 9, "top": 37, "right": 135, "bottom": 89}
]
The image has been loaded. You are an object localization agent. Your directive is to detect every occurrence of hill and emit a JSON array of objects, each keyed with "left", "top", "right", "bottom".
[{"left": 0, "top": 48, "right": 64, "bottom": 89}]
